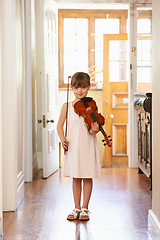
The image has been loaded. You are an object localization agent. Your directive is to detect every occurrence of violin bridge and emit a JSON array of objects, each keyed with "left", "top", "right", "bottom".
[{"left": 86, "top": 107, "right": 92, "bottom": 111}]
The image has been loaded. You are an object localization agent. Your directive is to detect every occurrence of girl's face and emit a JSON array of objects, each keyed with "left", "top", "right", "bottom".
[{"left": 72, "top": 85, "right": 90, "bottom": 101}]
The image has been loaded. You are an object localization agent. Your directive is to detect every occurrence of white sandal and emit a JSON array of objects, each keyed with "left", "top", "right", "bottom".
[
  {"left": 79, "top": 208, "right": 90, "bottom": 221},
  {"left": 67, "top": 209, "right": 81, "bottom": 220}
]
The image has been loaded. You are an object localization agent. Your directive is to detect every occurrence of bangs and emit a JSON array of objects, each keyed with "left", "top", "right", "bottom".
[
  {"left": 71, "top": 72, "right": 90, "bottom": 88},
  {"left": 72, "top": 79, "right": 89, "bottom": 88}
]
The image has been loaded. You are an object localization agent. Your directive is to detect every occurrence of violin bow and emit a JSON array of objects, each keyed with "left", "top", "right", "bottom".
[{"left": 64, "top": 76, "right": 71, "bottom": 153}]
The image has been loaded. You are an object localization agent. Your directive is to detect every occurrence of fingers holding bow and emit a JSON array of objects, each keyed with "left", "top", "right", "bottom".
[{"left": 62, "top": 139, "right": 69, "bottom": 150}]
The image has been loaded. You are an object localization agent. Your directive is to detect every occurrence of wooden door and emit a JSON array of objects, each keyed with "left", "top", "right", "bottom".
[
  {"left": 37, "top": 0, "right": 59, "bottom": 178},
  {"left": 103, "top": 34, "right": 128, "bottom": 167}
]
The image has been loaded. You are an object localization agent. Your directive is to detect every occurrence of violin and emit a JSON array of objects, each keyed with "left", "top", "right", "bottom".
[{"left": 74, "top": 97, "right": 112, "bottom": 147}]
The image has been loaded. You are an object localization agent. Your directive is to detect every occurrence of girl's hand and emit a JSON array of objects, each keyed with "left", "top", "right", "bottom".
[
  {"left": 90, "top": 122, "right": 99, "bottom": 135},
  {"left": 62, "top": 139, "right": 69, "bottom": 150}
]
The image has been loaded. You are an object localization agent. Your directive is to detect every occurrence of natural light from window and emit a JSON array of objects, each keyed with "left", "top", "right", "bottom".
[
  {"left": 95, "top": 18, "right": 120, "bottom": 87},
  {"left": 63, "top": 18, "right": 88, "bottom": 84},
  {"left": 137, "top": 10, "right": 152, "bottom": 83},
  {"left": 109, "top": 40, "right": 129, "bottom": 82}
]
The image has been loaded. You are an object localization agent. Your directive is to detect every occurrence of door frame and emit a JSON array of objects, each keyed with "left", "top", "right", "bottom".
[
  {"left": 129, "top": 3, "right": 152, "bottom": 168},
  {"left": 128, "top": 4, "right": 138, "bottom": 168},
  {"left": 24, "top": 0, "right": 33, "bottom": 182}
]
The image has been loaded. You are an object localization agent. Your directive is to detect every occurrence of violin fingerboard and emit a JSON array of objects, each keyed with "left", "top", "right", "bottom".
[{"left": 90, "top": 112, "right": 106, "bottom": 137}]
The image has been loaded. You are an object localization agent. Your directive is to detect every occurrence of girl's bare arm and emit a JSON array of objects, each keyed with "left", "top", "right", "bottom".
[{"left": 57, "top": 103, "right": 69, "bottom": 150}]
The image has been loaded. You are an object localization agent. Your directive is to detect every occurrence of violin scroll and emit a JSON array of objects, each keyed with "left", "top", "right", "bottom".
[{"left": 102, "top": 136, "right": 112, "bottom": 147}]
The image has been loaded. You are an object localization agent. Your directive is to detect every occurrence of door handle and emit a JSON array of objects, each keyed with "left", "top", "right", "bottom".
[{"left": 47, "top": 119, "right": 54, "bottom": 123}]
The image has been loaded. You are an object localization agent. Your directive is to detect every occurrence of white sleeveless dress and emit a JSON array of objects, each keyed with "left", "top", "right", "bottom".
[{"left": 61, "top": 102, "right": 102, "bottom": 179}]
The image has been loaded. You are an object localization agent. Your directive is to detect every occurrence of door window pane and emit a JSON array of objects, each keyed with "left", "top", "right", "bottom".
[
  {"left": 95, "top": 19, "right": 120, "bottom": 87},
  {"left": 137, "top": 39, "right": 152, "bottom": 67},
  {"left": 109, "top": 40, "right": 128, "bottom": 82},
  {"left": 64, "top": 36, "right": 75, "bottom": 51},
  {"left": 63, "top": 18, "right": 88, "bottom": 84},
  {"left": 137, "top": 9, "right": 152, "bottom": 83},
  {"left": 64, "top": 18, "right": 76, "bottom": 35},
  {"left": 137, "top": 67, "right": 152, "bottom": 83},
  {"left": 95, "top": 18, "right": 120, "bottom": 35},
  {"left": 137, "top": 19, "right": 151, "bottom": 34}
]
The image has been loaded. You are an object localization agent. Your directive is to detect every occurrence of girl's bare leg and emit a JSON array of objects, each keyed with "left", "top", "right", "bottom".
[
  {"left": 67, "top": 178, "right": 82, "bottom": 220},
  {"left": 82, "top": 178, "right": 93, "bottom": 209},
  {"left": 73, "top": 178, "right": 82, "bottom": 210}
]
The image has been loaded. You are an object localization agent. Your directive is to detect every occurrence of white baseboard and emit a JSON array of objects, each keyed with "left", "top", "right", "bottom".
[
  {"left": 37, "top": 152, "right": 42, "bottom": 169},
  {"left": 17, "top": 171, "right": 24, "bottom": 208},
  {"left": 33, "top": 153, "right": 39, "bottom": 178},
  {"left": 148, "top": 210, "right": 160, "bottom": 238}
]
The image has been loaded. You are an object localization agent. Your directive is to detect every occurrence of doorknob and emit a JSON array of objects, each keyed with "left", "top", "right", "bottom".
[
  {"left": 38, "top": 119, "right": 42, "bottom": 123},
  {"left": 109, "top": 114, "right": 114, "bottom": 119},
  {"left": 47, "top": 119, "right": 54, "bottom": 123}
]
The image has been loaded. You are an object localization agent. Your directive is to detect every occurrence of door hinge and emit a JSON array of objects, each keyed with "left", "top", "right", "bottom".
[
  {"left": 43, "top": 115, "right": 46, "bottom": 128},
  {"left": 130, "top": 73, "right": 133, "bottom": 89},
  {"left": 132, "top": 47, "right": 136, "bottom": 56}
]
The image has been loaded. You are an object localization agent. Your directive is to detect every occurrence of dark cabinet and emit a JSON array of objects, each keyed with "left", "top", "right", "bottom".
[{"left": 133, "top": 93, "right": 152, "bottom": 189}]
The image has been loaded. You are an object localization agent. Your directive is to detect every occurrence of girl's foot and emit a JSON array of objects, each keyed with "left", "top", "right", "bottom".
[
  {"left": 67, "top": 209, "right": 81, "bottom": 220},
  {"left": 79, "top": 208, "right": 90, "bottom": 221}
]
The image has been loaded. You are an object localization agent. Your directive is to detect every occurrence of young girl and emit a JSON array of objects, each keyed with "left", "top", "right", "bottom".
[{"left": 57, "top": 72, "right": 102, "bottom": 221}]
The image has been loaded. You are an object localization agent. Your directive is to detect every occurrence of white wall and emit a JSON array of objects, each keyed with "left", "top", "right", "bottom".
[
  {"left": 0, "top": 0, "right": 18, "bottom": 211},
  {"left": 0, "top": 0, "right": 25, "bottom": 211},
  {"left": 149, "top": 0, "right": 160, "bottom": 228},
  {"left": 0, "top": 22, "right": 3, "bottom": 237}
]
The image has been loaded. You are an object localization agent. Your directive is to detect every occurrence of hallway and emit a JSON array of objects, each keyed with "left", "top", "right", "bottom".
[{"left": 2, "top": 168, "right": 158, "bottom": 240}]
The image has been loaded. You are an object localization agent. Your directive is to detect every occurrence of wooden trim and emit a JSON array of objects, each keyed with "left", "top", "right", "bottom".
[
  {"left": 137, "top": 9, "right": 152, "bottom": 20},
  {"left": 58, "top": 11, "right": 64, "bottom": 88},
  {"left": 88, "top": 16, "right": 95, "bottom": 69},
  {"left": 59, "top": 9, "right": 128, "bottom": 18},
  {"left": 120, "top": 16, "right": 126, "bottom": 34}
]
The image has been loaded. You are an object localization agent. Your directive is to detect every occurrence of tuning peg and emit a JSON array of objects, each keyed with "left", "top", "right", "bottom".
[
  {"left": 102, "top": 139, "right": 105, "bottom": 142},
  {"left": 103, "top": 143, "right": 107, "bottom": 146},
  {"left": 108, "top": 135, "right": 111, "bottom": 138},
  {"left": 109, "top": 139, "right": 112, "bottom": 141}
]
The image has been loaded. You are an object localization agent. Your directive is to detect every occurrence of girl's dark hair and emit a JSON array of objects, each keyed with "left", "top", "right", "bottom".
[{"left": 71, "top": 72, "right": 90, "bottom": 88}]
